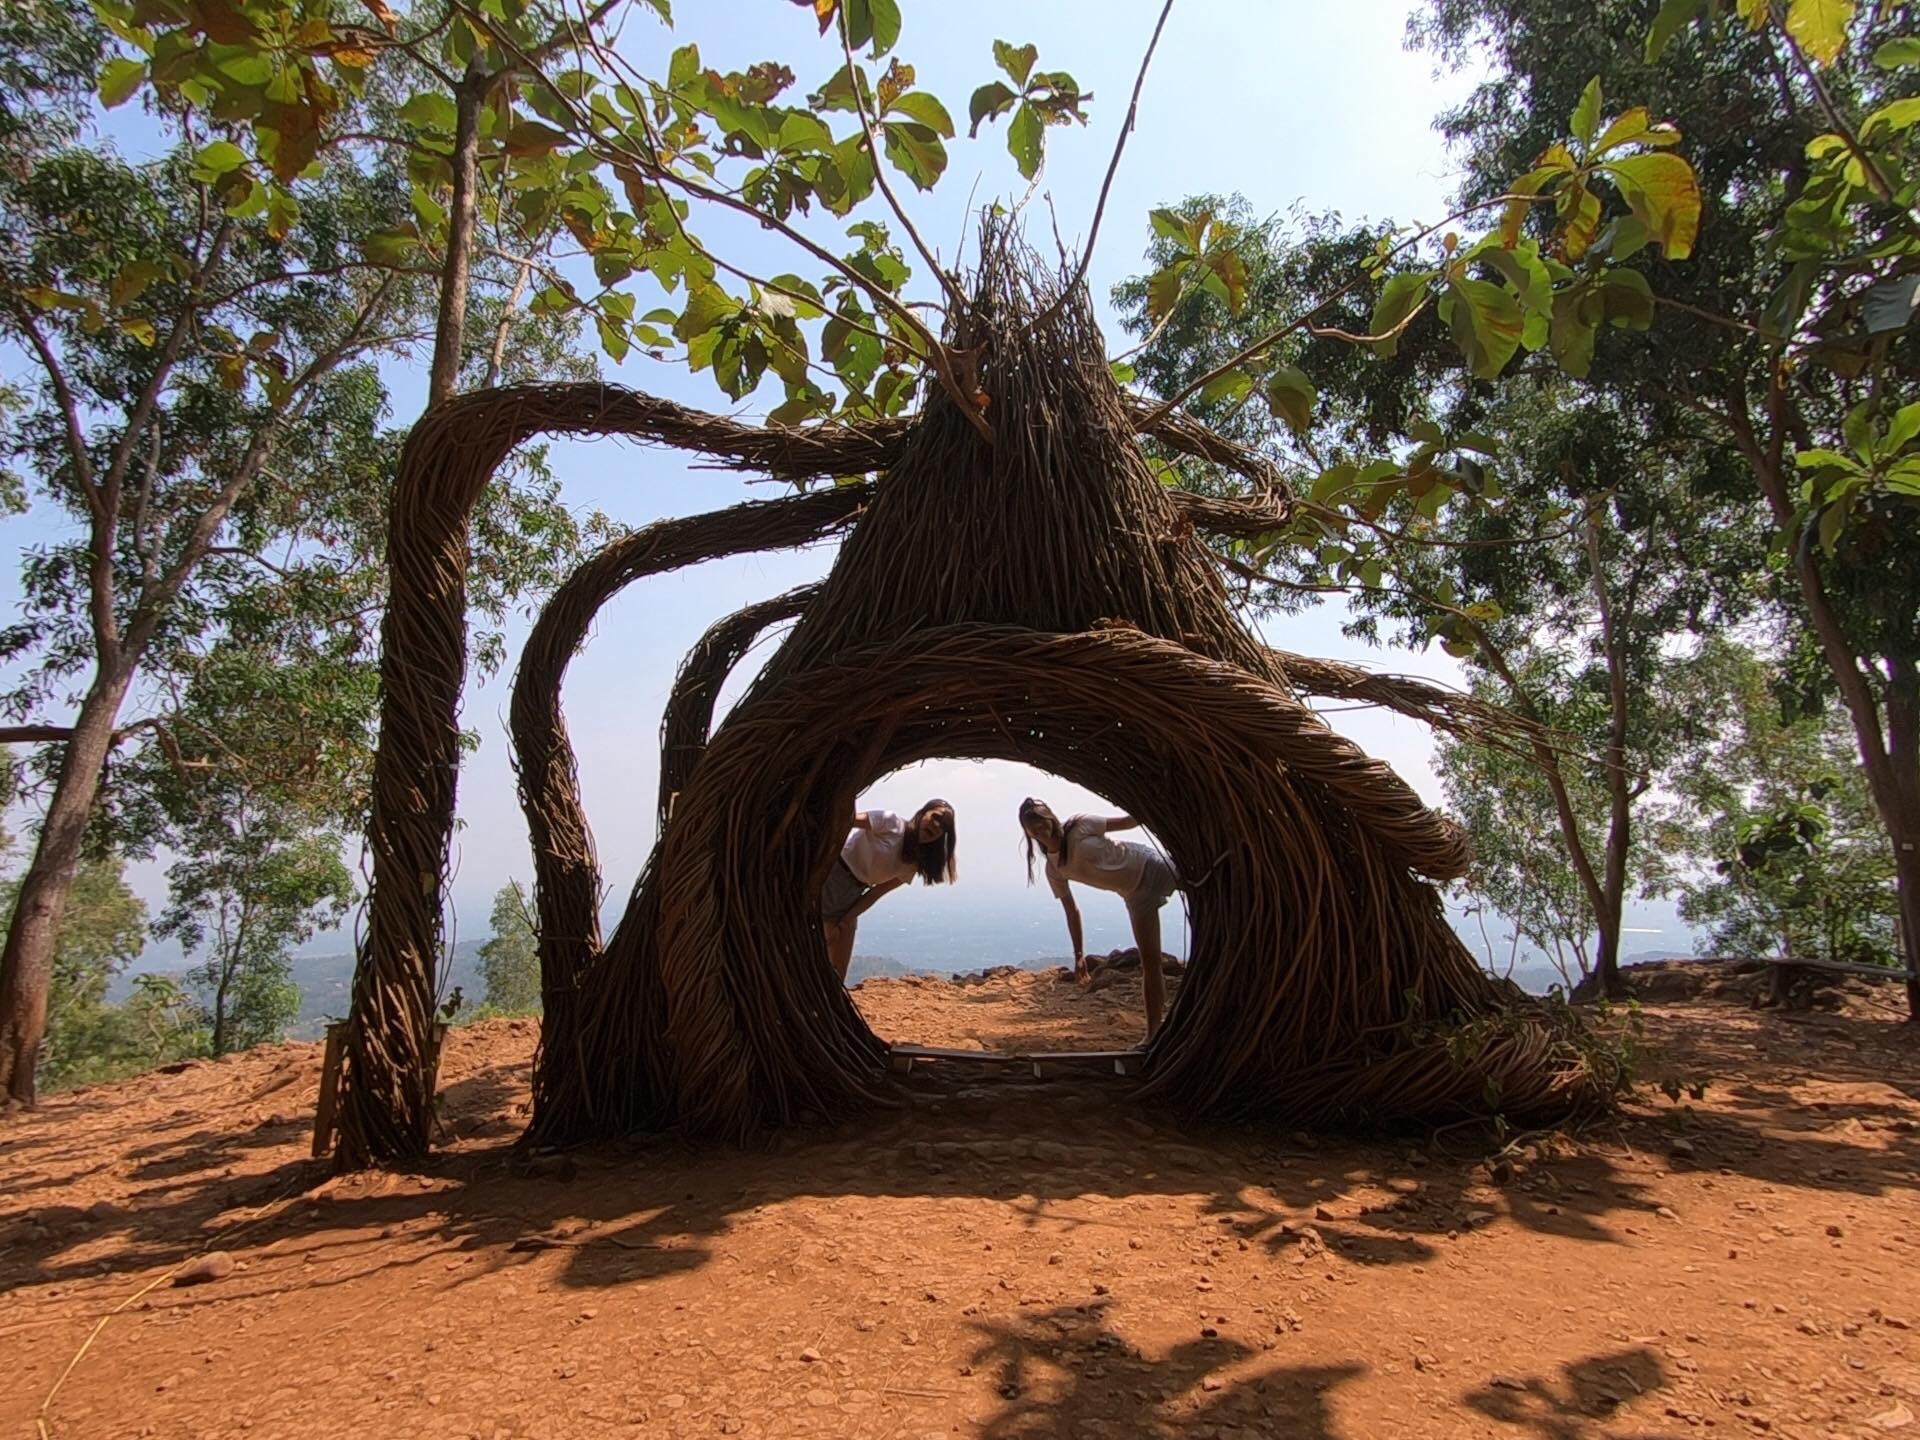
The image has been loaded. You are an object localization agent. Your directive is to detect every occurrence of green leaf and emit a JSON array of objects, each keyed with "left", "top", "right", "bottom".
[
  {"left": 1646, "top": 0, "right": 1698, "bottom": 61},
  {"left": 1874, "top": 37, "right": 1920, "bottom": 68},
  {"left": 1863, "top": 97, "right": 1920, "bottom": 138},
  {"left": 1785, "top": 0, "right": 1854, "bottom": 67},
  {"left": 1570, "top": 76, "right": 1602, "bottom": 146},
  {"left": 98, "top": 56, "right": 146, "bottom": 108},
  {"left": 595, "top": 316, "right": 630, "bottom": 362},
  {"left": 1264, "top": 366, "right": 1317, "bottom": 436},
  {"left": 1792, "top": 447, "right": 1863, "bottom": 472},
  {"left": 1369, "top": 272, "right": 1432, "bottom": 358},
  {"left": 362, "top": 225, "right": 420, "bottom": 263},
  {"left": 881, "top": 121, "right": 946, "bottom": 190},
  {"left": 1843, "top": 403, "right": 1875, "bottom": 461},
  {"left": 1148, "top": 207, "right": 1190, "bottom": 246},
  {"left": 1006, "top": 101, "right": 1044, "bottom": 179},
  {"left": 1109, "top": 359, "right": 1137, "bottom": 384},
  {"left": 1817, "top": 498, "right": 1848, "bottom": 553},
  {"left": 1861, "top": 275, "right": 1917, "bottom": 335},
  {"left": 668, "top": 43, "right": 699, "bottom": 93},
  {"left": 968, "top": 80, "right": 1017, "bottom": 137},
  {"left": 1548, "top": 284, "right": 1603, "bottom": 376},
  {"left": 1601, "top": 267, "right": 1655, "bottom": 329},
  {"left": 1885, "top": 402, "right": 1920, "bottom": 455},
  {"left": 1477, "top": 242, "right": 1552, "bottom": 314},
  {"left": 674, "top": 281, "right": 736, "bottom": 341},
  {"left": 888, "top": 91, "right": 953, "bottom": 137},
  {"left": 862, "top": 0, "right": 901, "bottom": 55},
  {"left": 117, "top": 316, "right": 157, "bottom": 345},
  {"left": 1447, "top": 278, "right": 1525, "bottom": 379},
  {"left": 193, "top": 139, "right": 249, "bottom": 176},
  {"left": 1197, "top": 369, "right": 1253, "bottom": 407},
  {"left": 1603, "top": 152, "right": 1701, "bottom": 259},
  {"left": 399, "top": 91, "right": 459, "bottom": 132},
  {"left": 993, "top": 39, "right": 1037, "bottom": 87}
]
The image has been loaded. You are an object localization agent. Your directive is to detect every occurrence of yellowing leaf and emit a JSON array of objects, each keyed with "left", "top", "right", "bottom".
[
  {"left": 1604, "top": 152, "right": 1702, "bottom": 259},
  {"left": 503, "top": 120, "right": 569, "bottom": 157},
  {"left": 1785, "top": 0, "right": 1855, "bottom": 66}
]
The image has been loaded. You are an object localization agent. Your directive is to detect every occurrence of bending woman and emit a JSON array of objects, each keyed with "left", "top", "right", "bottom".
[
  {"left": 820, "top": 800, "right": 957, "bottom": 982},
  {"left": 1018, "top": 797, "right": 1179, "bottom": 1039}
]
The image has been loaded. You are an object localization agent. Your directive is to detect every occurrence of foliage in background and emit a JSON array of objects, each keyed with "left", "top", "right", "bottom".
[{"left": 475, "top": 879, "right": 541, "bottom": 1016}]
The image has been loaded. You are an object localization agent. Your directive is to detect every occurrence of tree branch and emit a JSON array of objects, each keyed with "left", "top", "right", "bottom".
[{"left": 1033, "top": 0, "right": 1177, "bottom": 331}]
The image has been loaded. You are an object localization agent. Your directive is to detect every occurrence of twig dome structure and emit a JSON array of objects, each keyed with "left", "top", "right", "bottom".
[{"left": 332, "top": 228, "right": 1613, "bottom": 1165}]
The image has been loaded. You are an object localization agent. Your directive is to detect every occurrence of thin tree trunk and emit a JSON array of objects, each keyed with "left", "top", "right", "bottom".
[
  {"left": 1734, "top": 382, "right": 1920, "bottom": 1019},
  {"left": 0, "top": 667, "right": 135, "bottom": 1103},
  {"left": 1465, "top": 623, "right": 1612, "bottom": 979},
  {"left": 1586, "top": 511, "right": 1635, "bottom": 1000},
  {"left": 1882, "top": 662, "right": 1920, "bottom": 1019},
  {"left": 428, "top": 73, "right": 483, "bottom": 408}
]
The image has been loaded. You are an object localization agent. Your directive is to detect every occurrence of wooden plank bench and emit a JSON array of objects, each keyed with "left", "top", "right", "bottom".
[{"left": 887, "top": 1042, "right": 1143, "bottom": 1079}]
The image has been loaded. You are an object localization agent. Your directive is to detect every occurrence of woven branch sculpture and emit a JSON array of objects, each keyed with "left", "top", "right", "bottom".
[{"left": 332, "top": 232, "right": 1611, "bottom": 1166}]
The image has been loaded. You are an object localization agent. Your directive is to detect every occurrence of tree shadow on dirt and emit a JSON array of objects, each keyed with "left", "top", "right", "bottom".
[
  {"left": 3, "top": 1004, "right": 1915, "bottom": 1306},
  {"left": 958, "top": 1297, "right": 1363, "bottom": 1440},
  {"left": 1462, "top": 1346, "right": 1667, "bottom": 1440}
]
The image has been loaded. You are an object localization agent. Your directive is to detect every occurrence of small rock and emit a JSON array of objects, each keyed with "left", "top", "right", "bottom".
[
  {"left": 86, "top": 1200, "right": 127, "bottom": 1222},
  {"left": 1827, "top": 1225, "right": 1844, "bottom": 1238},
  {"left": 661, "top": 1394, "right": 687, "bottom": 1410},
  {"left": 1670, "top": 1138, "right": 1696, "bottom": 1159},
  {"left": 1488, "top": 1159, "right": 1514, "bottom": 1186},
  {"left": 1656, "top": 1206, "right": 1679, "bottom": 1221},
  {"left": 1885, "top": 1316, "right": 1913, "bottom": 1331},
  {"left": 1201, "top": 1377, "right": 1224, "bottom": 1392},
  {"left": 173, "top": 1252, "right": 235, "bottom": 1286},
  {"left": 1047, "top": 1252, "right": 1063, "bottom": 1266},
  {"left": 1490, "top": 1375, "right": 1527, "bottom": 1391},
  {"left": 1314, "top": 1204, "right": 1336, "bottom": 1221},
  {"left": 799, "top": 1347, "right": 822, "bottom": 1363},
  {"left": 1869, "top": 1403, "right": 1915, "bottom": 1432}
]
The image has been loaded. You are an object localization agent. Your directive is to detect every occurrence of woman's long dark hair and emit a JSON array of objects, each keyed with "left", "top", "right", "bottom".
[
  {"left": 900, "top": 799, "right": 957, "bottom": 884},
  {"left": 1018, "top": 797, "right": 1088, "bottom": 884}
]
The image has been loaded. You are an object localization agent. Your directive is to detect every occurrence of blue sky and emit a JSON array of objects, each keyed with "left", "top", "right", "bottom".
[{"left": 0, "top": 1, "right": 1693, "bottom": 965}]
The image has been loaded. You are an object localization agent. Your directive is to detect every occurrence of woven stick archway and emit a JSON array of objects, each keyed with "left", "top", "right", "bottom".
[{"left": 336, "top": 229, "right": 1608, "bottom": 1167}]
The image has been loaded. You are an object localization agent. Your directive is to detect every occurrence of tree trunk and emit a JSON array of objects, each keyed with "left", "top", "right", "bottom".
[
  {"left": 1733, "top": 383, "right": 1919, "bottom": 1018},
  {"left": 1586, "top": 511, "right": 1635, "bottom": 1000},
  {"left": 427, "top": 72, "right": 483, "bottom": 408},
  {"left": 1881, "top": 665, "right": 1920, "bottom": 1020},
  {"left": 0, "top": 667, "right": 134, "bottom": 1103}
]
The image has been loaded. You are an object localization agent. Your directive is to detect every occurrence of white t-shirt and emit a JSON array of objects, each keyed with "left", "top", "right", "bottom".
[
  {"left": 842, "top": 810, "right": 917, "bottom": 887},
  {"left": 1043, "top": 817, "right": 1152, "bottom": 900}
]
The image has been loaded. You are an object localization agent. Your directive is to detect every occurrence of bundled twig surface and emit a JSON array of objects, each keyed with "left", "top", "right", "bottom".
[{"left": 338, "top": 222, "right": 1607, "bottom": 1165}]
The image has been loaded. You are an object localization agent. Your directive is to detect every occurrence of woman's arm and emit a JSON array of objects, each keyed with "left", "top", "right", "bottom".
[
  {"left": 850, "top": 811, "right": 874, "bottom": 832},
  {"left": 1101, "top": 815, "right": 1140, "bottom": 833},
  {"left": 843, "top": 876, "right": 902, "bottom": 922},
  {"left": 1059, "top": 893, "right": 1087, "bottom": 977}
]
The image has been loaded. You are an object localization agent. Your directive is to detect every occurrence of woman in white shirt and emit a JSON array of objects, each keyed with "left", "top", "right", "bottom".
[
  {"left": 819, "top": 799, "right": 957, "bottom": 981},
  {"left": 1018, "top": 796, "right": 1180, "bottom": 1038}
]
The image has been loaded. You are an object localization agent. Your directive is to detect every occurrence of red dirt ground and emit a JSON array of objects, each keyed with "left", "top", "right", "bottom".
[{"left": 2, "top": 962, "right": 1917, "bottom": 1440}]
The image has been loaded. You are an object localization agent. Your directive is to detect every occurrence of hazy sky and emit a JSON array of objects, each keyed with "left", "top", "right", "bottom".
[{"left": 5, "top": 3, "right": 1689, "bottom": 964}]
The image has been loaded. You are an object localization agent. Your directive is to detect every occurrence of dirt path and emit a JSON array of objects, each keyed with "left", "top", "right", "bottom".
[{"left": 2, "top": 966, "right": 1916, "bottom": 1440}]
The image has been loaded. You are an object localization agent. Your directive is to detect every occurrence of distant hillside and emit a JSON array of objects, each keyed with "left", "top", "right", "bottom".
[{"left": 110, "top": 940, "right": 490, "bottom": 1042}]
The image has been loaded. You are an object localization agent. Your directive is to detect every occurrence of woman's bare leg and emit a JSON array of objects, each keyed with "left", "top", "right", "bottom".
[
  {"left": 1131, "top": 905, "right": 1165, "bottom": 1040},
  {"left": 824, "top": 917, "right": 858, "bottom": 982}
]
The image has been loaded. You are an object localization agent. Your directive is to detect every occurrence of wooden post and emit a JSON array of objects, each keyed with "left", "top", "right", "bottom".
[{"left": 311, "top": 1022, "right": 348, "bottom": 1158}]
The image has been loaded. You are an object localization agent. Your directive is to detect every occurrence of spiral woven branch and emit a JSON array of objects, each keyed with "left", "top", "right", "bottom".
[{"left": 336, "top": 220, "right": 1604, "bottom": 1167}]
